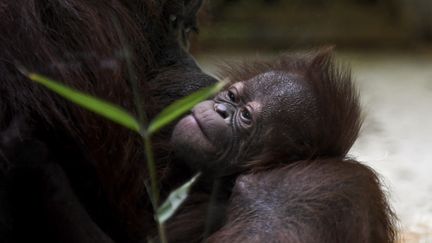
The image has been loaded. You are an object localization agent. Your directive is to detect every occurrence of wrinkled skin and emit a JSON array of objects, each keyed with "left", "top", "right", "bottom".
[{"left": 172, "top": 71, "right": 316, "bottom": 176}]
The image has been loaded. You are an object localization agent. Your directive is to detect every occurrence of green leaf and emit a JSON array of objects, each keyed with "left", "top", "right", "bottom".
[
  {"left": 156, "top": 173, "right": 200, "bottom": 224},
  {"left": 27, "top": 73, "right": 141, "bottom": 132},
  {"left": 148, "top": 80, "right": 226, "bottom": 135}
]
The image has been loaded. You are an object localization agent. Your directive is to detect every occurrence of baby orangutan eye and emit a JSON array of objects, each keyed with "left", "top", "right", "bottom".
[
  {"left": 227, "top": 90, "right": 236, "bottom": 102},
  {"left": 240, "top": 108, "right": 252, "bottom": 123}
]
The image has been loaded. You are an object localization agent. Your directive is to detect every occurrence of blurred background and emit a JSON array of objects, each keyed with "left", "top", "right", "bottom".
[{"left": 191, "top": 0, "right": 432, "bottom": 242}]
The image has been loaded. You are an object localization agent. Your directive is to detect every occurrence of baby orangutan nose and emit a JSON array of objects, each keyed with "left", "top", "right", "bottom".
[{"left": 214, "top": 103, "right": 230, "bottom": 119}]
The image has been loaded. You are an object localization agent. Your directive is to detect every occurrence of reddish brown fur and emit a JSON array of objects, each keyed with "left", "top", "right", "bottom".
[
  {"left": 208, "top": 159, "right": 397, "bottom": 243},
  {"left": 165, "top": 160, "right": 397, "bottom": 243}
]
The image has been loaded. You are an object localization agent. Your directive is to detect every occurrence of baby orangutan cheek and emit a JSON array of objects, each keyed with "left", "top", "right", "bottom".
[{"left": 171, "top": 115, "right": 219, "bottom": 170}]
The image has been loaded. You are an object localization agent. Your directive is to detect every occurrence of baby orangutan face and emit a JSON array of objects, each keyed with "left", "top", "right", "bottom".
[{"left": 171, "top": 71, "right": 315, "bottom": 176}]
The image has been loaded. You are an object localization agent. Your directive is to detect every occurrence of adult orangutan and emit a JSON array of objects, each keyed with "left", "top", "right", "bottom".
[{"left": 0, "top": 0, "right": 216, "bottom": 242}]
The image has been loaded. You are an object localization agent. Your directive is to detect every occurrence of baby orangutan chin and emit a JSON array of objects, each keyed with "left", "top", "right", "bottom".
[{"left": 168, "top": 49, "right": 396, "bottom": 243}]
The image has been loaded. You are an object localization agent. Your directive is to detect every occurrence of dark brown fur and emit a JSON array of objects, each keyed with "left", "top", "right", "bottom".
[{"left": 0, "top": 0, "right": 215, "bottom": 242}]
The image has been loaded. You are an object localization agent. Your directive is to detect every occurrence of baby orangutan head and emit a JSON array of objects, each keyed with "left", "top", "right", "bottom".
[{"left": 171, "top": 49, "right": 361, "bottom": 177}]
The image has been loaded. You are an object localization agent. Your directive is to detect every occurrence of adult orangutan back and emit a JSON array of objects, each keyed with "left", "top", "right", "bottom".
[{"left": 0, "top": 0, "right": 215, "bottom": 242}]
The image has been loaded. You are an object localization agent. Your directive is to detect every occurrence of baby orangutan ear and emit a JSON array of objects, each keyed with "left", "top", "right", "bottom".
[{"left": 309, "top": 46, "right": 335, "bottom": 68}]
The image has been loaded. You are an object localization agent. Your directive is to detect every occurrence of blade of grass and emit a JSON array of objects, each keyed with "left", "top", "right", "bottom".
[
  {"left": 27, "top": 72, "right": 141, "bottom": 132},
  {"left": 157, "top": 173, "right": 201, "bottom": 224},
  {"left": 147, "top": 80, "right": 226, "bottom": 135}
]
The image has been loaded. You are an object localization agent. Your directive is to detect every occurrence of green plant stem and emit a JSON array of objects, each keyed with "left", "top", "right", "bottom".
[
  {"left": 143, "top": 135, "right": 159, "bottom": 205},
  {"left": 143, "top": 134, "right": 167, "bottom": 243},
  {"left": 158, "top": 220, "right": 168, "bottom": 243}
]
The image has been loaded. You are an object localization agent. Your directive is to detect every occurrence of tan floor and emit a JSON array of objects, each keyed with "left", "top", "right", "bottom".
[{"left": 348, "top": 51, "right": 432, "bottom": 243}]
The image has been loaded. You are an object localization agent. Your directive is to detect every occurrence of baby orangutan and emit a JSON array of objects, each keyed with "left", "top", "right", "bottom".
[{"left": 167, "top": 49, "right": 396, "bottom": 243}]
